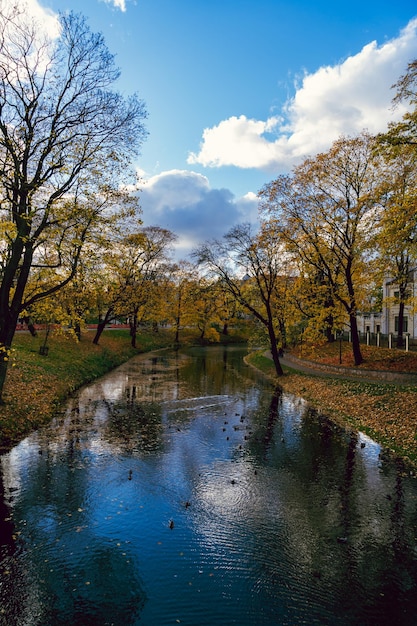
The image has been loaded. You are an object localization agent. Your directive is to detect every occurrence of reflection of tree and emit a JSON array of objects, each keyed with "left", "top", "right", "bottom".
[
  {"left": 0, "top": 462, "right": 16, "bottom": 561},
  {"left": 239, "top": 393, "right": 417, "bottom": 622},
  {"left": 180, "top": 346, "right": 254, "bottom": 398},
  {"left": 40, "top": 541, "right": 145, "bottom": 626},
  {"left": 0, "top": 435, "right": 147, "bottom": 624},
  {"left": 104, "top": 399, "right": 164, "bottom": 454},
  {"left": 339, "top": 433, "right": 358, "bottom": 540},
  {"left": 246, "top": 386, "right": 282, "bottom": 460},
  {"left": 371, "top": 458, "right": 417, "bottom": 623}
]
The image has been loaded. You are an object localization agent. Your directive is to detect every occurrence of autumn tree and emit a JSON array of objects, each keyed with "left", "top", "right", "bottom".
[
  {"left": 260, "top": 133, "right": 381, "bottom": 366},
  {"left": 119, "top": 227, "right": 176, "bottom": 348},
  {"left": 216, "top": 281, "right": 242, "bottom": 336},
  {"left": 280, "top": 251, "right": 346, "bottom": 346},
  {"left": 21, "top": 184, "right": 138, "bottom": 341},
  {"left": 194, "top": 222, "right": 287, "bottom": 376},
  {"left": 374, "top": 144, "right": 417, "bottom": 346},
  {"left": 167, "top": 261, "right": 196, "bottom": 343},
  {"left": 380, "top": 59, "right": 417, "bottom": 148},
  {"left": 0, "top": 6, "right": 147, "bottom": 400},
  {"left": 49, "top": 258, "right": 98, "bottom": 341},
  {"left": 92, "top": 226, "right": 176, "bottom": 347},
  {"left": 377, "top": 60, "right": 417, "bottom": 346},
  {"left": 186, "top": 276, "right": 224, "bottom": 343}
]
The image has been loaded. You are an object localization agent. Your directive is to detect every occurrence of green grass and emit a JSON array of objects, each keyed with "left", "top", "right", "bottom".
[
  {"left": 0, "top": 327, "right": 248, "bottom": 451},
  {"left": 0, "top": 328, "right": 176, "bottom": 450},
  {"left": 246, "top": 348, "right": 417, "bottom": 466}
]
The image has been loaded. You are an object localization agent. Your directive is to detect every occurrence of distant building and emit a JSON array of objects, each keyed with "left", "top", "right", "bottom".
[{"left": 357, "top": 270, "right": 417, "bottom": 340}]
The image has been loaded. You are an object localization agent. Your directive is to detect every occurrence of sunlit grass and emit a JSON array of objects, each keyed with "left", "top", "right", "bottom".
[
  {"left": 0, "top": 328, "right": 175, "bottom": 449},
  {"left": 0, "top": 327, "right": 247, "bottom": 450},
  {"left": 246, "top": 346, "right": 417, "bottom": 466}
]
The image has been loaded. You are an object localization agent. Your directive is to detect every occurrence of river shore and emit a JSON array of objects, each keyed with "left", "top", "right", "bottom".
[
  {"left": 0, "top": 329, "right": 175, "bottom": 451},
  {"left": 246, "top": 346, "right": 417, "bottom": 467},
  {"left": 2, "top": 331, "right": 417, "bottom": 466}
]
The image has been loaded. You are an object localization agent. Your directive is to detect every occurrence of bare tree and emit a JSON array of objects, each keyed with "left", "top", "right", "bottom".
[
  {"left": 0, "top": 6, "right": 147, "bottom": 400},
  {"left": 194, "top": 223, "right": 285, "bottom": 376}
]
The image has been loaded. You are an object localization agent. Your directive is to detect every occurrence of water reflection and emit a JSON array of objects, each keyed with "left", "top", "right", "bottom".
[{"left": 1, "top": 346, "right": 417, "bottom": 625}]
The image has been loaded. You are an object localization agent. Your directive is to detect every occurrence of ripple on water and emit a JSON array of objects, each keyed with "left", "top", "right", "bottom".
[{"left": 3, "top": 346, "right": 417, "bottom": 626}]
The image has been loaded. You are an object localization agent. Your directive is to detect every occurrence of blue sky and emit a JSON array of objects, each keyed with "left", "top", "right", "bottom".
[{"left": 23, "top": 0, "right": 417, "bottom": 256}]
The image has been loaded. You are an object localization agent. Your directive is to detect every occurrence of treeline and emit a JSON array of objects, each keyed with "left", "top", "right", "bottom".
[
  {"left": 194, "top": 64, "right": 417, "bottom": 375},
  {"left": 0, "top": 4, "right": 417, "bottom": 403}
]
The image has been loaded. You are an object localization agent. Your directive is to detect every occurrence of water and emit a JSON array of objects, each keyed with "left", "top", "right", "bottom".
[{"left": 1, "top": 345, "right": 417, "bottom": 625}]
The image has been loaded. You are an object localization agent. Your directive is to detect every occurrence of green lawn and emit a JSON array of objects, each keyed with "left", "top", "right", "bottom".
[{"left": 0, "top": 328, "right": 175, "bottom": 449}]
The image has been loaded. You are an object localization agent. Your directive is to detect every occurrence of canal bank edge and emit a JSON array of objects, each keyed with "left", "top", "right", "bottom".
[
  {"left": 0, "top": 330, "right": 177, "bottom": 453},
  {"left": 245, "top": 349, "right": 417, "bottom": 469},
  {"left": 280, "top": 352, "right": 417, "bottom": 384}
]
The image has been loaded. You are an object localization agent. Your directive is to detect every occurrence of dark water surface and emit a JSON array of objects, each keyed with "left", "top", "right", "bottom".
[{"left": 1, "top": 345, "right": 417, "bottom": 625}]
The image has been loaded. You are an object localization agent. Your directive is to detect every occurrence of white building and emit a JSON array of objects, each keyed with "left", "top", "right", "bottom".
[{"left": 357, "top": 271, "right": 417, "bottom": 340}]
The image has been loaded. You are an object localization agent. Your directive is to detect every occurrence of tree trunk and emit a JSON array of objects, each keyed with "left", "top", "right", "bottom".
[
  {"left": 222, "top": 322, "right": 228, "bottom": 335},
  {"left": 266, "top": 306, "right": 283, "bottom": 376},
  {"left": 22, "top": 316, "right": 37, "bottom": 337},
  {"left": 397, "top": 300, "right": 405, "bottom": 348},
  {"left": 93, "top": 321, "right": 106, "bottom": 345},
  {"left": 175, "top": 291, "right": 182, "bottom": 343},
  {"left": 325, "top": 315, "right": 334, "bottom": 342},
  {"left": 346, "top": 266, "right": 363, "bottom": 366},
  {"left": 349, "top": 313, "right": 363, "bottom": 366},
  {"left": 278, "top": 318, "right": 287, "bottom": 348},
  {"left": 93, "top": 307, "right": 113, "bottom": 345},
  {"left": 130, "top": 313, "right": 138, "bottom": 348},
  {"left": 0, "top": 234, "right": 33, "bottom": 401},
  {"left": 0, "top": 309, "right": 19, "bottom": 403},
  {"left": 269, "top": 331, "right": 284, "bottom": 376}
]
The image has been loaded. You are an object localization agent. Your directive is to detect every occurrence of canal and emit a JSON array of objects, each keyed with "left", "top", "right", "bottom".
[{"left": 1, "top": 345, "right": 417, "bottom": 625}]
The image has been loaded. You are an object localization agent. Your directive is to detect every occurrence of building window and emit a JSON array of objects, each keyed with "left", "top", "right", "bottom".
[
  {"left": 394, "top": 290, "right": 411, "bottom": 302},
  {"left": 395, "top": 316, "right": 408, "bottom": 333}
]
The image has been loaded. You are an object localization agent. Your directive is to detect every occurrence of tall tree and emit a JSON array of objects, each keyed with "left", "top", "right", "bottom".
[
  {"left": 0, "top": 6, "right": 147, "bottom": 400},
  {"left": 92, "top": 226, "right": 176, "bottom": 347},
  {"left": 120, "top": 227, "right": 176, "bottom": 348},
  {"left": 377, "top": 60, "right": 417, "bottom": 346},
  {"left": 380, "top": 59, "right": 417, "bottom": 147},
  {"left": 167, "top": 261, "right": 196, "bottom": 343},
  {"left": 194, "top": 222, "right": 286, "bottom": 376},
  {"left": 374, "top": 144, "right": 417, "bottom": 346},
  {"left": 188, "top": 277, "right": 223, "bottom": 343},
  {"left": 260, "top": 133, "right": 381, "bottom": 366}
]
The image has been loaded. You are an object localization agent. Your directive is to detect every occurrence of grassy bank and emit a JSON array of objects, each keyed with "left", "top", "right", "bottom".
[
  {"left": 0, "top": 328, "right": 176, "bottom": 450},
  {"left": 246, "top": 345, "right": 417, "bottom": 466},
  {"left": 4, "top": 330, "right": 417, "bottom": 466}
]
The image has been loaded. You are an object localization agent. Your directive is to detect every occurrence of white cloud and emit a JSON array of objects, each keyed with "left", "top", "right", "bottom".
[
  {"left": 188, "top": 18, "right": 417, "bottom": 171},
  {"left": 139, "top": 170, "right": 259, "bottom": 258},
  {"left": 141, "top": 169, "right": 211, "bottom": 212},
  {"left": 188, "top": 115, "right": 285, "bottom": 169},
  {"left": 2, "top": 0, "right": 60, "bottom": 37},
  {"left": 101, "top": 0, "right": 127, "bottom": 11}
]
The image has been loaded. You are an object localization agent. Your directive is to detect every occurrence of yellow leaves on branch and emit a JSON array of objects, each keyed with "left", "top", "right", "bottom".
[{"left": 0, "top": 343, "right": 15, "bottom": 364}]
